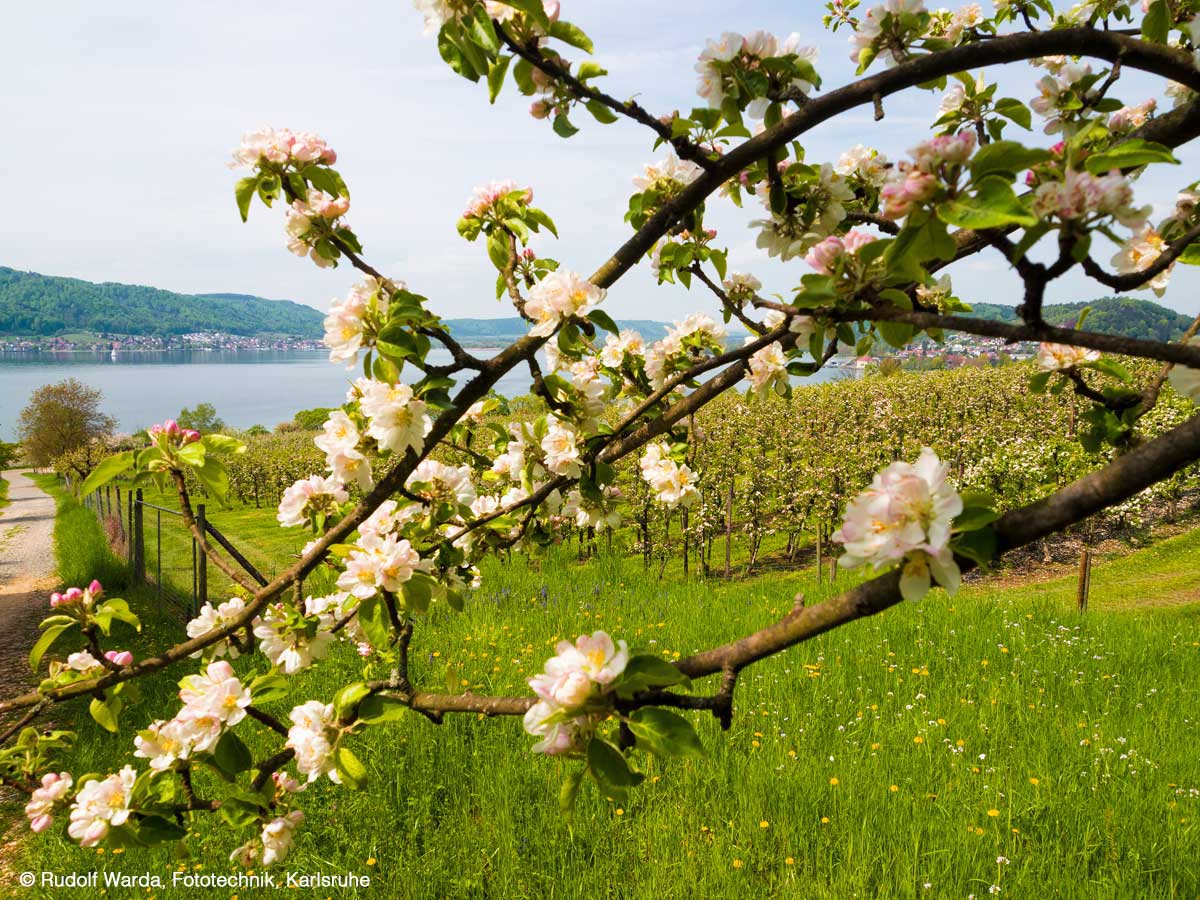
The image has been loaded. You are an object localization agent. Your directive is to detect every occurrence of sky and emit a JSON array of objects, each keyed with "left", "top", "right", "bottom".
[{"left": 5, "top": 1, "right": 1200, "bottom": 321}]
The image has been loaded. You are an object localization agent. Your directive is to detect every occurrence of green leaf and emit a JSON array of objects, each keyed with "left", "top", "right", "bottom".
[
  {"left": 136, "top": 815, "right": 188, "bottom": 846},
  {"left": 249, "top": 672, "right": 289, "bottom": 704},
  {"left": 586, "top": 738, "right": 643, "bottom": 804},
  {"left": 212, "top": 730, "right": 253, "bottom": 775},
  {"left": 953, "top": 506, "right": 1000, "bottom": 531},
  {"left": 552, "top": 113, "right": 579, "bottom": 138},
  {"left": 585, "top": 99, "right": 619, "bottom": 124},
  {"left": 1084, "top": 139, "right": 1179, "bottom": 173},
  {"left": 333, "top": 682, "right": 372, "bottom": 719},
  {"left": 402, "top": 573, "right": 435, "bottom": 614},
  {"left": 627, "top": 708, "right": 705, "bottom": 758},
  {"left": 80, "top": 451, "right": 135, "bottom": 497},
  {"left": 467, "top": 2, "right": 500, "bottom": 54},
  {"left": 357, "top": 695, "right": 409, "bottom": 724},
  {"left": 487, "top": 230, "right": 512, "bottom": 271},
  {"left": 500, "top": 0, "right": 550, "bottom": 28},
  {"left": 548, "top": 20, "right": 594, "bottom": 53},
  {"left": 235, "top": 176, "right": 259, "bottom": 222},
  {"left": 192, "top": 458, "right": 230, "bottom": 504},
  {"left": 1178, "top": 243, "right": 1200, "bottom": 266},
  {"left": 936, "top": 176, "right": 1036, "bottom": 229},
  {"left": 615, "top": 655, "right": 689, "bottom": 698},
  {"left": 951, "top": 527, "right": 998, "bottom": 569},
  {"left": 29, "top": 623, "right": 73, "bottom": 672},
  {"left": 969, "top": 141, "right": 1048, "bottom": 181},
  {"left": 559, "top": 768, "right": 585, "bottom": 819},
  {"left": 877, "top": 319, "right": 915, "bottom": 349},
  {"left": 576, "top": 61, "right": 607, "bottom": 81},
  {"left": 587, "top": 309, "right": 619, "bottom": 336},
  {"left": 487, "top": 54, "right": 511, "bottom": 103},
  {"left": 1087, "top": 357, "right": 1133, "bottom": 384},
  {"left": 992, "top": 98, "right": 1032, "bottom": 131},
  {"left": 357, "top": 596, "right": 392, "bottom": 649},
  {"left": 95, "top": 598, "right": 141, "bottom": 632},
  {"left": 1141, "top": 0, "right": 1169, "bottom": 42},
  {"left": 89, "top": 694, "right": 121, "bottom": 733},
  {"left": 335, "top": 744, "right": 368, "bottom": 789}
]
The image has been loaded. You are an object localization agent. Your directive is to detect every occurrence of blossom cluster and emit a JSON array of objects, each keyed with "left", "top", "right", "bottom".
[
  {"left": 644, "top": 313, "right": 727, "bottom": 389},
  {"left": 833, "top": 447, "right": 963, "bottom": 601},
  {"left": 639, "top": 442, "right": 700, "bottom": 508},
  {"left": 148, "top": 419, "right": 200, "bottom": 447},
  {"left": 323, "top": 277, "right": 395, "bottom": 365},
  {"left": 230, "top": 127, "right": 337, "bottom": 169},
  {"left": 285, "top": 188, "right": 351, "bottom": 268},
  {"left": 1029, "top": 168, "right": 1148, "bottom": 229},
  {"left": 1036, "top": 342, "right": 1101, "bottom": 371},
  {"left": 695, "top": 30, "right": 819, "bottom": 117},
  {"left": 524, "top": 269, "right": 606, "bottom": 337},
  {"left": 752, "top": 163, "right": 854, "bottom": 259},
  {"left": 524, "top": 631, "right": 628, "bottom": 755},
  {"left": 880, "top": 131, "right": 976, "bottom": 220}
]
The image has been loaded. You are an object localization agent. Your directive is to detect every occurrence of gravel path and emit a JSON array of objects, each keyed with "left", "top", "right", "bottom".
[{"left": 0, "top": 469, "right": 57, "bottom": 704}]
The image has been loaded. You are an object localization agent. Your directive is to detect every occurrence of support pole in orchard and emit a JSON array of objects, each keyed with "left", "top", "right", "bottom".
[
  {"left": 724, "top": 478, "right": 733, "bottom": 578},
  {"left": 1077, "top": 549, "right": 1092, "bottom": 613}
]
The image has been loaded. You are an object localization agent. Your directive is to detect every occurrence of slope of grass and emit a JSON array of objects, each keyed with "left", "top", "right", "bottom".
[
  {"left": 28, "top": 474, "right": 127, "bottom": 590},
  {"left": 6, "top": 485, "right": 1200, "bottom": 899},
  {"left": 0, "top": 475, "right": 9, "bottom": 512}
]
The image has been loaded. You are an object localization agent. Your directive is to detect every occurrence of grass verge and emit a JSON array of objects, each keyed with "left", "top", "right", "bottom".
[
  {"left": 4, "top": 488, "right": 1200, "bottom": 899},
  {"left": 28, "top": 474, "right": 127, "bottom": 590}
]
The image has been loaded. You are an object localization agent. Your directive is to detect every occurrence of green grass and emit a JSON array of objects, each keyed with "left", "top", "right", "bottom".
[
  {"left": 28, "top": 473, "right": 127, "bottom": 590},
  {"left": 0, "top": 475, "right": 9, "bottom": 512},
  {"left": 5, "top": 485, "right": 1200, "bottom": 899}
]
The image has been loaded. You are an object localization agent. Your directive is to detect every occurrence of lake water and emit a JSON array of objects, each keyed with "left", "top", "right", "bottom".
[{"left": 0, "top": 348, "right": 852, "bottom": 440}]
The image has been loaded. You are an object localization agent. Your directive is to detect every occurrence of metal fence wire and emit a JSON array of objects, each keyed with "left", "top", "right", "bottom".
[{"left": 69, "top": 479, "right": 267, "bottom": 619}]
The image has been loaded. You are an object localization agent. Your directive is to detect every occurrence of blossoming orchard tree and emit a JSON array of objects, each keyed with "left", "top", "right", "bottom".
[{"left": 7, "top": 0, "right": 1200, "bottom": 866}]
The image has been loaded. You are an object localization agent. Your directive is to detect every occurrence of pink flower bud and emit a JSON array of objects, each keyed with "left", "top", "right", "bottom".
[
  {"left": 88, "top": 579, "right": 103, "bottom": 598},
  {"left": 64, "top": 587, "right": 84, "bottom": 603},
  {"left": 529, "top": 99, "right": 552, "bottom": 120},
  {"left": 522, "top": 247, "right": 537, "bottom": 261},
  {"left": 105, "top": 650, "right": 134, "bottom": 667},
  {"left": 148, "top": 424, "right": 164, "bottom": 438},
  {"left": 50, "top": 592, "right": 64, "bottom": 608},
  {"left": 182, "top": 430, "right": 201, "bottom": 444},
  {"left": 164, "top": 420, "right": 181, "bottom": 436},
  {"left": 356, "top": 642, "right": 374, "bottom": 658},
  {"left": 543, "top": 0, "right": 561, "bottom": 23}
]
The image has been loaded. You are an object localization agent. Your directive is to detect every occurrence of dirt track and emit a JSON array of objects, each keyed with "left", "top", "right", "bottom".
[{"left": 0, "top": 470, "right": 56, "bottom": 705}]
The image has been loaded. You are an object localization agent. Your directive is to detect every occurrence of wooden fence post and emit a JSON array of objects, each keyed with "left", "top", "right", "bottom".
[
  {"left": 133, "top": 489, "right": 145, "bottom": 583},
  {"left": 196, "top": 504, "right": 208, "bottom": 617}
]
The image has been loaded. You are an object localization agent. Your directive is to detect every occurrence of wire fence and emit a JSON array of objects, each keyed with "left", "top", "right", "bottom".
[{"left": 69, "top": 479, "right": 267, "bottom": 619}]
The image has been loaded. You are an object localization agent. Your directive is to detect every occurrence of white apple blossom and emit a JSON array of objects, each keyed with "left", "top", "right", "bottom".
[
  {"left": 722, "top": 272, "right": 763, "bottom": 304},
  {"left": 407, "top": 458, "right": 477, "bottom": 507},
  {"left": 253, "top": 599, "right": 336, "bottom": 674},
  {"left": 230, "top": 127, "right": 337, "bottom": 169},
  {"left": 832, "top": 448, "right": 963, "bottom": 601},
  {"left": 524, "top": 270, "right": 606, "bottom": 338},
  {"left": 277, "top": 474, "right": 348, "bottom": 528},
  {"left": 67, "top": 766, "right": 137, "bottom": 848},
  {"left": 746, "top": 339, "right": 789, "bottom": 396},
  {"left": 639, "top": 442, "right": 700, "bottom": 508},
  {"left": 752, "top": 164, "right": 852, "bottom": 260},
  {"left": 632, "top": 153, "right": 704, "bottom": 192},
  {"left": 849, "top": 0, "right": 928, "bottom": 68},
  {"left": 355, "top": 378, "right": 433, "bottom": 455},
  {"left": 835, "top": 144, "right": 890, "bottom": 187},
  {"left": 1111, "top": 225, "right": 1173, "bottom": 297},
  {"left": 25, "top": 772, "right": 72, "bottom": 833},
  {"left": 314, "top": 410, "right": 374, "bottom": 491},
  {"left": 185, "top": 597, "right": 248, "bottom": 659},
  {"left": 178, "top": 660, "right": 252, "bottom": 727},
  {"left": 541, "top": 419, "right": 582, "bottom": 478},
  {"left": 337, "top": 532, "right": 422, "bottom": 599},
  {"left": 286, "top": 701, "right": 341, "bottom": 784},
  {"left": 134, "top": 718, "right": 195, "bottom": 771},
  {"left": 261, "top": 810, "right": 305, "bottom": 866},
  {"left": 599, "top": 329, "right": 646, "bottom": 367},
  {"left": 1036, "top": 342, "right": 1101, "bottom": 371}
]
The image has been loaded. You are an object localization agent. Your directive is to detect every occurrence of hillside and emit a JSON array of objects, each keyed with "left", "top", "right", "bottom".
[
  {"left": 0, "top": 267, "right": 324, "bottom": 338},
  {"left": 443, "top": 316, "right": 673, "bottom": 345},
  {"left": 968, "top": 296, "right": 1193, "bottom": 342}
]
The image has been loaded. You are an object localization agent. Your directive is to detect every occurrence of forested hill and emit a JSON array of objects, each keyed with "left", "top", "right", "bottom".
[
  {"left": 968, "top": 297, "right": 1194, "bottom": 342},
  {"left": 0, "top": 267, "right": 325, "bottom": 338}
]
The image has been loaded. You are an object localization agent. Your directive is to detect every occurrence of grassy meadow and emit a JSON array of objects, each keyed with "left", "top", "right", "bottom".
[{"left": 2, "top": 479, "right": 1199, "bottom": 899}]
